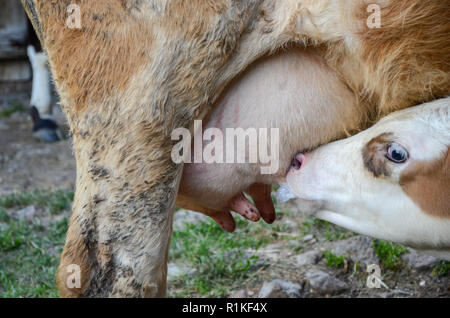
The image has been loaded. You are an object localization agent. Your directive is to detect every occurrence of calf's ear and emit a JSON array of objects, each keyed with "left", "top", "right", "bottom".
[{"left": 400, "top": 148, "right": 450, "bottom": 219}]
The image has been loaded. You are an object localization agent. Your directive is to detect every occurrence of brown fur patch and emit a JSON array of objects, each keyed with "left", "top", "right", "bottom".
[
  {"left": 35, "top": 0, "right": 154, "bottom": 113},
  {"left": 358, "top": 0, "right": 450, "bottom": 113},
  {"left": 362, "top": 133, "right": 393, "bottom": 177},
  {"left": 400, "top": 148, "right": 450, "bottom": 219}
]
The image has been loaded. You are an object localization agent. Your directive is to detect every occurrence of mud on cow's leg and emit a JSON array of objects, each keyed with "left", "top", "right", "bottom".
[{"left": 57, "top": 111, "right": 182, "bottom": 297}]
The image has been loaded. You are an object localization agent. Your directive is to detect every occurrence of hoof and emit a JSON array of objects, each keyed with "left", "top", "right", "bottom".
[
  {"left": 30, "top": 106, "right": 65, "bottom": 143},
  {"left": 32, "top": 118, "right": 64, "bottom": 142}
]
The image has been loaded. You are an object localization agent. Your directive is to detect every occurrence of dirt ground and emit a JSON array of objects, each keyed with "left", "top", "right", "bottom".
[
  {"left": 0, "top": 111, "right": 75, "bottom": 195},
  {"left": 0, "top": 87, "right": 75, "bottom": 196},
  {"left": 0, "top": 92, "right": 448, "bottom": 298}
]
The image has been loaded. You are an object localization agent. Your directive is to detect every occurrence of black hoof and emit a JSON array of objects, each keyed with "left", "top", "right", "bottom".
[
  {"left": 32, "top": 125, "right": 63, "bottom": 143},
  {"left": 30, "top": 106, "right": 64, "bottom": 143}
]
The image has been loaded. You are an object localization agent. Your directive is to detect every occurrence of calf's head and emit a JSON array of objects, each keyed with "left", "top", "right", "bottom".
[{"left": 285, "top": 98, "right": 450, "bottom": 252}]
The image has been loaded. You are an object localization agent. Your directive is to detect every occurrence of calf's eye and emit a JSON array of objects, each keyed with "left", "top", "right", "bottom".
[{"left": 386, "top": 143, "right": 408, "bottom": 163}]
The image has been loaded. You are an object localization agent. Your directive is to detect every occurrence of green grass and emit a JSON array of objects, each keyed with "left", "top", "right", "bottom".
[
  {"left": 169, "top": 217, "right": 279, "bottom": 297},
  {"left": 0, "top": 220, "right": 28, "bottom": 251},
  {"left": 0, "top": 218, "right": 68, "bottom": 297},
  {"left": 0, "top": 190, "right": 73, "bottom": 297},
  {"left": 0, "top": 190, "right": 74, "bottom": 215},
  {"left": 323, "top": 251, "right": 346, "bottom": 268},
  {"left": 432, "top": 261, "right": 450, "bottom": 277},
  {"left": 0, "top": 207, "right": 10, "bottom": 222},
  {"left": 372, "top": 240, "right": 408, "bottom": 270},
  {"left": 301, "top": 217, "right": 355, "bottom": 242},
  {"left": 0, "top": 104, "right": 25, "bottom": 119}
]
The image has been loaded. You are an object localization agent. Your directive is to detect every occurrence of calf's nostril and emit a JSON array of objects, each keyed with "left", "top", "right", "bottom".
[{"left": 291, "top": 153, "right": 304, "bottom": 170}]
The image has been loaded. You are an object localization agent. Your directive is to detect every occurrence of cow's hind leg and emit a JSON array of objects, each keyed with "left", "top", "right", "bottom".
[{"left": 57, "top": 112, "right": 181, "bottom": 297}]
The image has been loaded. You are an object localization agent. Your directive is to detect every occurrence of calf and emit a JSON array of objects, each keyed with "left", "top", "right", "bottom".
[{"left": 284, "top": 97, "right": 450, "bottom": 260}]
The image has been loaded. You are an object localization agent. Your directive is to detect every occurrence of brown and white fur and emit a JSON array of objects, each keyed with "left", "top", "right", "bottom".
[
  {"left": 22, "top": 0, "right": 450, "bottom": 297},
  {"left": 284, "top": 97, "right": 450, "bottom": 260}
]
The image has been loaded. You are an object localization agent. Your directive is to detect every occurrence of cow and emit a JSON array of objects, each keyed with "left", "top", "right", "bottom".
[
  {"left": 21, "top": 0, "right": 450, "bottom": 297},
  {"left": 283, "top": 97, "right": 450, "bottom": 260}
]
